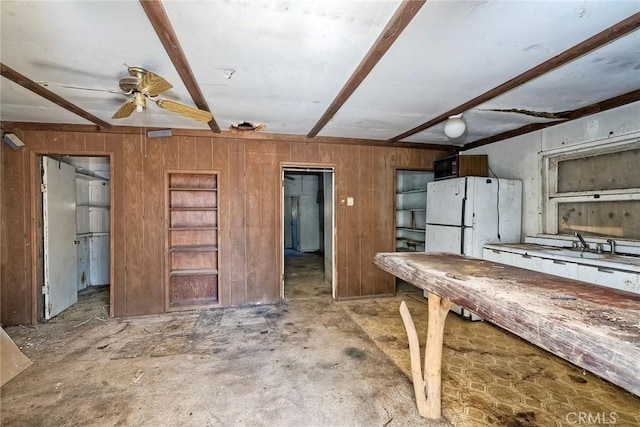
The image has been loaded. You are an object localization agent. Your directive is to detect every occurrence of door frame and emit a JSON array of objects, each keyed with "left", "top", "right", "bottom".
[
  {"left": 280, "top": 163, "right": 336, "bottom": 299},
  {"left": 30, "top": 150, "right": 114, "bottom": 323}
]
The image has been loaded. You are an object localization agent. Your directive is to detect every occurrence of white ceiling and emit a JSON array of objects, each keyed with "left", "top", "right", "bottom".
[{"left": 1, "top": 1, "right": 639, "bottom": 147}]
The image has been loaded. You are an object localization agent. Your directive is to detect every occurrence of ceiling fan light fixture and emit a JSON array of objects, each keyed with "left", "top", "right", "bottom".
[{"left": 444, "top": 114, "right": 466, "bottom": 139}]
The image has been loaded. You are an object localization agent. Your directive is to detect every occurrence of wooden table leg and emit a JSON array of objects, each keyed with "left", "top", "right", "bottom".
[
  {"left": 424, "top": 293, "right": 452, "bottom": 418},
  {"left": 399, "top": 294, "right": 452, "bottom": 419}
]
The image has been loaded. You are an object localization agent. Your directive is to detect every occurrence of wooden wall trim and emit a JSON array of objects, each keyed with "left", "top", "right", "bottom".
[{"left": 1, "top": 121, "right": 458, "bottom": 151}]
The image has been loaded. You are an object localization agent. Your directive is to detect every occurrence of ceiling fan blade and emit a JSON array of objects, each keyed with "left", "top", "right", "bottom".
[
  {"left": 112, "top": 101, "right": 137, "bottom": 119},
  {"left": 138, "top": 72, "right": 173, "bottom": 97},
  {"left": 38, "top": 82, "right": 127, "bottom": 95},
  {"left": 155, "top": 99, "right": 212, "bottom": 123}
]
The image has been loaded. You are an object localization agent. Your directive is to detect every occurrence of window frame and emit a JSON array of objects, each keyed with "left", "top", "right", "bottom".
[{"left": 542, "top": 136, "right": 640, "bottom": 236}]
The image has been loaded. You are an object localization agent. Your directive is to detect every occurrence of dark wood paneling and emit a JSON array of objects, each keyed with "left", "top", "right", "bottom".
[
  {"left": 246, "top": 140, "right": 262, "bottom": 303},
  {"left": 123, "top": 135, "right": 145, "bottom": 316},
  {"left": 178, "top": 136, "right": 196, "bottom": 169},
  {"left": 359, "top": 146, "right": 375, "bottom": 295},
  {"left": 66, "top": 133, "right": 85, "bottom": 151},
  {"left": 228, "top": 140, "right": 247, "bottom": 305},
  {"left": 108, "top": 134, "right": 126, "bottom": 317},
  {"left": 373, "top": 146, "right": 395, "bottom": 295},
  {"left": 195, "top": 137, "right": 213, "bottom": 170},
  {"left": 211, "top": 138, "right": 229, "bottom": 305},
  {"left": 290, "top": 142, "right": 307, "bottom": 163},
  {"left": 318, "top": 143, "right": 333, "bottom": 164},
  {"left": 0, "top": 143, "right": 2, "bottom": 324},
  {"left": 1, "top": 147, "right": 28, "bottom": 325},
  {"left": 261, "top": 141, "right": 279, "bottom": 301},
  {"left": 142, "top": 135, "right": 165, "bottom": 313},
  {"left": 346, "top": 146, "right": 361, "bottom": 297},
  {"left": 85, "top": 133, "right": 106, "bottom": 152},
  {"left": 333, "top": 144, "right": 350, "bottom": 298},
  {"left": 1, "top": 129, "right": 451, "bottom": 324}
]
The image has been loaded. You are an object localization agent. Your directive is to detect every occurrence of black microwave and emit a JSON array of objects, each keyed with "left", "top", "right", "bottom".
[{"left": 434, "top": 154, "right": 488, "bottom": 180}]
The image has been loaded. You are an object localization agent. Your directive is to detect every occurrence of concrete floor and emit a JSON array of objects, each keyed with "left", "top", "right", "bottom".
[{"left": 2, "top": 252, "right": 639, "bottom": 426}]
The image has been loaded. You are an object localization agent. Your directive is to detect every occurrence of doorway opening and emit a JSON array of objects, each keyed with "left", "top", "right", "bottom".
[
  {"left": 37, "top": 155, "right": 111, "bottom": 322},
  {"left": 281, "top": 166, "right": 335, "bottom": 300}
]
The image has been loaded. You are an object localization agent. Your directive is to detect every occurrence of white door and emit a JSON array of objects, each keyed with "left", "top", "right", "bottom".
[{"left": 43, "top": 156, "right": 78, "bottom": 319}]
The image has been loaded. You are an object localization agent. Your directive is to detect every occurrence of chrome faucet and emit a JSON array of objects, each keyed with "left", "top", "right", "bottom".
[
  {"left": 606, "top": 239, "right": 616, "bottom": 255},
  {"left": 575, "top": 232, "right": 589, "bottom": 251}
]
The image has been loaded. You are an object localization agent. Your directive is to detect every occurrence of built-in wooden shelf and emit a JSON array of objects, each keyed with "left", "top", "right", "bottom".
[
  {"left": 169, "top": 187, "right": 217, "bottom": 191},
  {"left": 168, "top": 297, "right": 218, "bottom": 309},
  {"left": 166, "top": 171, "right": 220, "bottom": 312},
  {"left": 170, "top": 268, "right": 218, "bottom": 277},
  {"left": 170, "top": 245, "right": 218, "bottom": 253},
  {"left": 397, "top": 188, "right": 428, "bottom": 194},
  {"left": 169, "top": 207, "right": 218, "bottom": 211},
  {"left": 169, "top": 226, "right": 218, "bottom": 231}
]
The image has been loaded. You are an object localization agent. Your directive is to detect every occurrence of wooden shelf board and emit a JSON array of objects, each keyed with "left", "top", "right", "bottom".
[
  {"left": 168, "top": 297, "right": 219, "bottom": 311},
  {"left": 396, "top": 237, "right": 424, "bottom": 244},
  {"left": 169, "top": 207, "right": 218, "bottom": 211},
  {"left": 170, "top": 245, "right": 218, "bottom": 253},
  {"left": 396, "top": 227, "right": 426, "bottom": 232},
  {"left": 169, "top": 187, "right": 217, "bottom": 191},
  {"left": 397, "top": 209, "right": 426, "bottom": 212},
  {"left": 170, "top": 268, "right": 218, "bottom": 276},
  {"left": 397, "top": 189, "right": 427, "bottom": 194},
  {"left": 169, "top": 226, "right": 218, "bottom": 231}
]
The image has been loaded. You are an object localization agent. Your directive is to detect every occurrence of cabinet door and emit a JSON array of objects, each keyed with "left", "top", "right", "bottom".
[
  {"left": 76, "top": 237, "right": 90, "bottom": 290},
  {"left": 89, "top": 236, "right": 110, "bottom": 286}
]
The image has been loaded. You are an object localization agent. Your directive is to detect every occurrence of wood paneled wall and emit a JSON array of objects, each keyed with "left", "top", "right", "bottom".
[{"left": 1, "top": 130, "right": 449, "bottom": 325}]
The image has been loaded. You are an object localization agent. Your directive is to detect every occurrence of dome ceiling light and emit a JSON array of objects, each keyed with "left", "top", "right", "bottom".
[{"left": 443, "top": 114, "right": 466, "bottom": 139}]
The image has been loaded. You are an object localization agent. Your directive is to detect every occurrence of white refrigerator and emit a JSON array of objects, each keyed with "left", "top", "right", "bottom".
[{"left": 425, "top": 176, "right": 522, "bottom": 320}]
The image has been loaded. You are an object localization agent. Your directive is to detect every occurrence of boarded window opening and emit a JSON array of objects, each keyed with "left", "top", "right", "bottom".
[
  {"left": 557, "top": 147, "right": 640, "bottom": 193},
  {"left": 558, "top": 200, "right": 640, "bottom": 239}
]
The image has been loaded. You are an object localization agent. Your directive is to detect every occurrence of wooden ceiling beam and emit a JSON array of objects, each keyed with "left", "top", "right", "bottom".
[
  {"left": 139, "top": 0, "right": 221, "bottom": 133},
  {"left": 463, "top": 89, "right": 640, "bottom": 150},
  {"left": 0, "top": 63, "right": 112, "bottom": 129},
  {"left": 388, "top": 12, "right": 640, "bottom": 143},
  {"left": 307, "top": 0, "right": 427, "bottom": 138}
]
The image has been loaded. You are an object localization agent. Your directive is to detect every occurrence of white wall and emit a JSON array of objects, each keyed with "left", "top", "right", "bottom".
[
  {"left": 463, "top": 101, "right": 640, "bottom": 238},
  {"left": 323, "top": 172, "right": 333, "bottom": 284},
  {"left": 284, "top": 174, "right": 320, "bottom": 252}
]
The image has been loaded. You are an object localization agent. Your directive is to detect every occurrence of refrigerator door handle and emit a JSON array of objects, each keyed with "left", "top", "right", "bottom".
[{"left": 460, "top": 178, "right": 468, "bottom": 255}]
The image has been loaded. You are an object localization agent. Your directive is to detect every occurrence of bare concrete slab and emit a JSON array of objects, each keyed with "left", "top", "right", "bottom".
[{"left": 1, "top": 297, "right": 432, "bottom": 426}]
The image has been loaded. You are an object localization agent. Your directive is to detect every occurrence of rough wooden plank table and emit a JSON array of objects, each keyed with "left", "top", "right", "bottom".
[{"left": 374, "top": 252, "right": 640, "bottom": 419}]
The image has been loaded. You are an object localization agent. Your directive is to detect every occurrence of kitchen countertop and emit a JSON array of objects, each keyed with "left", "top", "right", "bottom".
[{"left": 484, "top": 242, "right": 640, "bottom": 272}]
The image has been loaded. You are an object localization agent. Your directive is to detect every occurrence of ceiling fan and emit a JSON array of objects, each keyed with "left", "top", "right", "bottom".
[{"left": 111, "top": 66, "right": 212, "bottom": 123}]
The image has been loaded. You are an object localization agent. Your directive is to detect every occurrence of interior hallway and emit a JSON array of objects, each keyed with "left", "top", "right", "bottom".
[
  {"left": 2, "top": 285, "right": 639, "bottom": 426},
  {"left": 284, "top": 249, "right": 331, "bottom": 300}
]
